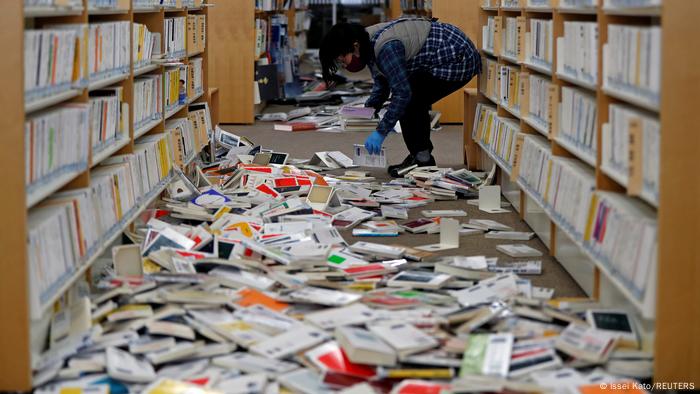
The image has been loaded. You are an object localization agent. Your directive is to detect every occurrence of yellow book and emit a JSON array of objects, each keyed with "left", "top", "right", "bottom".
[
  {"left": 112, "top": 174, "right": 123, "bottom": 219},
  {"left": 144, "top": 379, "right": 223, "bottom": 394},
  {"left": 583, "top": 193, "right": 599, "bottom": 241}
]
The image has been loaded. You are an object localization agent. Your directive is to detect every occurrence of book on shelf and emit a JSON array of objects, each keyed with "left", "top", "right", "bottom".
[
  {"left": 559, "top": 0, "right": 598, "bottom": 9},
  {"left": 133, "top": 23, "right": 158, "bottom": 69},
  {"left": 502, "top": 16, "right": 525, "bottom": 62},
  {"left": 24, "top": 104, "right": 90, "bottom": 193},
  {"left": 164, "top": 17, "right": 187, "bottom": 59},
  {"left": 479, "top": 56, "right": 499, "bottom": 100},
  {"left": 88, "top": 0, "right": 130, "bottom": 10},
  {"left": 601, "top": 104, "right": 659, "bottom": 205},
  {"left": 603, "top": 24, "right": 661, "bottom": 107},
  {"left": 557, "top": 21, "right": 598, "bottom": 85},
  {"left": 89, "top": 87, "right": 129, "bottom": 154},
  {"left": 188, "top": 57, "right": 204, "bottom": 99},
  {"left": 603, "top": 0, "right": 661, "bottom": 10},
  {"left": 526, "top": 19, "right": 553, "bottom": 71},
  {"left": 526, "top": 0, "right": 551, "bottom": 7},
  {"left": 134, "top": 74, "right": 163, "bottom": 131},
  {"left": 472, "top": 103, "right": 522, "bottom": 173},
  {"left": 558, "top": 86, "right": 597, "bottom": 162},
  {"left": 482, "top": 16, "right": 497, "bottom": 55},
  {"left": 24, "top": 27, "right": 84, "bottom": 102},
  {"left": 164, "top": 66, "right": 187, "bottom": 112},
  {"left": 187, "top": 14, "right": 207, "bottom": 55},
  {"left": 88, "top": 22, "right": 131, "bottom": 80},
  {"left": 584, "top": 191, "right": 657, "bottom": 311},
  {"left": 166, "top": 117, "right": 197, "bottom": 168},
  {"left": 527, "top": 73, "right": 557, "bottom": 135},
  {"left": 499, "top": 64, "right": 521, "bottom": 113},
  {"left": 25, "top": 0, "right": 83, "bottom": 9}
]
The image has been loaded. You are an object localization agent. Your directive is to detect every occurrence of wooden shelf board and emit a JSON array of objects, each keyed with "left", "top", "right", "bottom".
[
  {"left": 134, "top": 116, "right": 163, "bottom": 139},
  {"left": 525, "top": 6, "right": 553, "bottom": 13},
  {"left": 133, "top": 6, "right": 161, "bottom": 13},
  {"left": 553, "top": 135, "right": 597, "bottom": 167},
  {"left": 91, "top": 137, "right": 131, "bottom": 168},
  {"left": 88, "top": 7, "right": 129, "bottom": 15},
  {"left": 165, "top": 103, "right": 187, "bottom": 120},
  {"left": 500, "top": 103, "right": 522, "bottom": 119},
  {"left": 187, "top": 49, "right": 204, "bottom": 58},
  {"left": 134, "top": 63, "right": 160, "bottom": 76},
  {"left": 188, "top": 91, "right": 204, "bottom": 105},
  {"left": 25, "top": 89, "right": 82, "bottom": 114},
  {"left": 523, "top": 60, "right": 553, "bottom": 76},
  {"left": 556, "top": 71, "right": 597, "bottom": 91},
  {"left": 88, "top": 72, "right": 130, "bottom": 91},
  {"left": 523, "top": 115, "right": 550, "bottom": 137},
  {"left": 602, "top": 85, "right": 660, "bottom": 113},
  {"left": 602, "top": 6, "right": 661, "bottom": 16},
  {"left": 26, "top": 165, "right": 87, "bottom": 209},
  {"left": 557, "top": 6, "right": 598, "bottom": 14},
  {"left": 24, "top": 6, "right": 84, "bottom": 17},
  {"left": 482, "top": 6, "right": 499, "bottom": 11},
  {"left": 500, "top": 53, "right": 521, "bottom": 66}
]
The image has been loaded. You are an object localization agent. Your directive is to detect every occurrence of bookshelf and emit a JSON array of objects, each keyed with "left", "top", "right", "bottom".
[
  {"left": 0, "top": 0, "right": 217, "bottom": 390},
  {"left": 466, "top": 0, "right": 700, "bottom": 382},
  {"left": 210, "top": 0, "right": 305, "bottom": 124}
]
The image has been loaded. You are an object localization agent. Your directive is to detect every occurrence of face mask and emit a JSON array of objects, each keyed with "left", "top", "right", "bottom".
[{"left": 345, "top": 55, "right": 365, "bottom": 72}]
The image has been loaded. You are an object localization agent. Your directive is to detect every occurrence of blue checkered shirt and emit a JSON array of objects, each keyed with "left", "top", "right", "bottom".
[{"left": 365, "top": 20, "right": 481, "bottom": 135}]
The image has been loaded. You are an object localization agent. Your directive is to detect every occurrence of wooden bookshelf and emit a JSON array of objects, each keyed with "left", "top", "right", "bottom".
[
  {"left": 432, "top": 0, "right": 479, "bottom": 123},
  {"left": 466, "top": 0, "right": 700, "bottom": 383},
  {"left": 210, "top": 0, "right": 303, "bottom": 124},
  {"left": 0, "top": 0, "right": 217, "bottom": 390}
]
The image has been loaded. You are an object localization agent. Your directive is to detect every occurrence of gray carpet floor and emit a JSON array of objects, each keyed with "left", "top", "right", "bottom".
[{"left": 221, "top": 117, "right": 586, "bottom": 297}]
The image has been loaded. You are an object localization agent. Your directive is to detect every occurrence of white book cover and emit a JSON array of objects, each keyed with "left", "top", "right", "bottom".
[
  {"left": 250, "top": 325, "right": 330, "bottom": 359},
  {"left": 304, "top": 303, "right": 376, "bottom": 330},
  {"left": 496, "top": 244, "right": 543, "bottom": 257},
  {"left": 289, "top": 286, "right": 362, "bottom": 307},
  {"left": 213, "top": 352, "right": 298, "bottom": 376},
  {"left": 213, "top": 373, "right": 268, "bottom": 394},
  {"left": 106, "top": 346, "right": 155, "bottom": 383},
  {"left": 449, "top": 274, "right": 520, "bottom": 307},
  {"left": 367, "top": 323, "right": 438, "bottom": 357},
  {"left": 336, "top": 326, "right": 397, "bottom": 366}
]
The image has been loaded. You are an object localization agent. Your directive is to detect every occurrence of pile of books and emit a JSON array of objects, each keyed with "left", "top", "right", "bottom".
[{"left": 32, "top": 130, "right": 653, "bottom": 393}]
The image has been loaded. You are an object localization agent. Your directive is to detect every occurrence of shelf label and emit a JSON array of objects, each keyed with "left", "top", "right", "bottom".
[
  {"left": 511, "top": 134, "right": 526, "bottom": 182},
  {"left": 516, "top": 17, "right": 526, "bottom": 62},
  {"left": 494, "top": 16, "right": 503, "bottom": 55},
  {"left": 519, "top": 72, "right": 530, "bottom": 117},
  {"left": 627, "top": 117, "right": 644, "bottom": 195},
  {"left": 547, "top": 84, "right": 559, "bottom": 137}
]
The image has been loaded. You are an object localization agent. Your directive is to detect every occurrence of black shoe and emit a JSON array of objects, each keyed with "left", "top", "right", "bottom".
[
  {"left": 388, "top": 154, "right": 436, "bottom": 178},
  {"left": 387, "top": 154, "right": 414, "bottom": 175}
]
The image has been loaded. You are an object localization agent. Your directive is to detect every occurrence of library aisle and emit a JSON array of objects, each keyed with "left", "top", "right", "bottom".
[{"left": 2, "top": 0, "right": 699, "bottom": 392}]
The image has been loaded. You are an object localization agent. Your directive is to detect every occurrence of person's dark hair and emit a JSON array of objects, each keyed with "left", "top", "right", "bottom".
[{"left": 319, "top": 22, "right": 372, "bottom": 86}]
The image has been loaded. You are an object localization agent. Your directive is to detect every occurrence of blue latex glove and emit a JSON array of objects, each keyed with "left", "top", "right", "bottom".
[{"left": 364, "top": 131, "right": 386, "bottom": 155}]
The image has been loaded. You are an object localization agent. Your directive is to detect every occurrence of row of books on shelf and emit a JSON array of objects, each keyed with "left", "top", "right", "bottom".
[
  {"left": 481, "top": 0, "right": 660, "bottom": 9},
  {"left": 90, "top": 87, "right": 129, "bottom": 155},
  {"left": 476, "top": 66, "right": 659, "bottom": 206},
  {"left": 27, "top": 102, "right": 213, "bottom": 317},
  {"left": 516, "top": 134, "right": 656, "bottom": 311},
  {"left": 88, "top": 22, "right": 131, "bottom": 80},
  {"left": 134, "top": 74, "right": 163, "bottom": 131},
  {"left": 255, "top": 0, "right": 295, "bottom": 11},
  {"left": 603, "top": 24, "right": 661, "bottom": 109},
  {"left": 28, "top": 133, "right": 173, "bottom": 317},
  {"left": 186, "top": 14, "right": 207, "bottom": 55},
  {"left": 164, "top": 17, "right": 186, "bottom": 59},
  {"left": 556, "top": 21, "right": 598, "bottom": 86},
  {"left": 526, "top": 19, "right": 553, "bottom": 71},
  {"left": 133, "top": 23, "right": 159, "bottom": 68},
  {"left": 472, "top": 104, "right": 522, "bottom": 173}
]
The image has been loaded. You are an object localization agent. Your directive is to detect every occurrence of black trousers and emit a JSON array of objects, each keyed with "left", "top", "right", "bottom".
[{"left": 398, "top": 72, "right": 471, "bottom": 156}]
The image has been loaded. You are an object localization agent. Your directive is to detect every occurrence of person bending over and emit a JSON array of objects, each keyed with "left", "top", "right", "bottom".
[{"left": 320, "top": 18, "right": 481, "bottom": 177}]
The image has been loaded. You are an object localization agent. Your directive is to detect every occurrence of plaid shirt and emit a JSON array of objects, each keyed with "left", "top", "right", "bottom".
[{"left": 366, "top": 20, "right": 481, "bottom": 135}]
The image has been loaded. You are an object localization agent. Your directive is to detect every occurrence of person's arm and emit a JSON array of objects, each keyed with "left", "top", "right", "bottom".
[
  {"left": 374, "top": 41, "right": 411, "bottom": 136},
  {"left": 365, "top": 72, "right": 390, "bottom": 110}
]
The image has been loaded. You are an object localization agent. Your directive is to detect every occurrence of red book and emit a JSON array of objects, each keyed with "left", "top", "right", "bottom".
[{"left": 274, "top": 122, "right": 317, "bottom": 131}]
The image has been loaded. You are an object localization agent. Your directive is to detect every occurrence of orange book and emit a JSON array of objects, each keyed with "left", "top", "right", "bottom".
[{"left": 236, "top": 288, "right": 289, "bottom": 312}]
